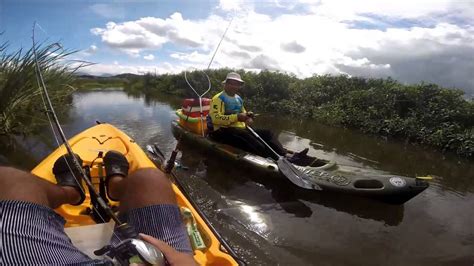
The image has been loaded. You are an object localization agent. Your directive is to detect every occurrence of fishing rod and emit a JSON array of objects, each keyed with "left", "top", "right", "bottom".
[
  {"left": 183, "top": 17, "right": 234, "bottom": 137},
  {"left": 32, "top": 22, "right": 163, "bottom": 265},
  {"left": 207, "top": 16, "right": 233, "bottom": 70}
]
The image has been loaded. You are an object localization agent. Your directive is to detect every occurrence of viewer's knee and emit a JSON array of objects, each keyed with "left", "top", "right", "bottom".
[
  {"left": 128, "top": 168, "right": 172, "bottom": 189},
  {"left": 119, "top": 167, "right": 177, "bottom": 209}
]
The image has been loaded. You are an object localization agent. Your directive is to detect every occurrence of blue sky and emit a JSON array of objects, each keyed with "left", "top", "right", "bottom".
[{"left": 1, "top": 0, "right": 473, "bottom": 97}]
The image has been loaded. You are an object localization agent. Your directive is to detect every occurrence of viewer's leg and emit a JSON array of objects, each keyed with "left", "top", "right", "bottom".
[
  {"left": 108, "top": 168, "right": 176, "bottom": 212},
  {"left": 108, "top": 167, "right": 192, "bottom": 253},
  {"left": 0, "top": 166, "right": 98, "bottom": 265},
  {"left": 0, "top": 166, "right": 81, "bottom": 208}
]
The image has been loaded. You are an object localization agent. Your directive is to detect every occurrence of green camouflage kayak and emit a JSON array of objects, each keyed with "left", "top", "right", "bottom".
[{"left": 171, "top": 120, "right": 430, "bottom": 204}]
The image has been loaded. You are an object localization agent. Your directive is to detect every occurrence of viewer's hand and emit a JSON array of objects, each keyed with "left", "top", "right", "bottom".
[{"left": 139, "top": 233, "right": 197, "bottom": 266}]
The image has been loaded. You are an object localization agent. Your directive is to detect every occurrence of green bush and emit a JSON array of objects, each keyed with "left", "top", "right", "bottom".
[{"left": 121, "top": 69, "right": 474, "bottom": 158}]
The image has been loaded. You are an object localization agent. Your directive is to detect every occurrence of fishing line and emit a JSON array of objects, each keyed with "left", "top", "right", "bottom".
[{"left": 207, "top": 17, "right": 233, "bottom": 70}]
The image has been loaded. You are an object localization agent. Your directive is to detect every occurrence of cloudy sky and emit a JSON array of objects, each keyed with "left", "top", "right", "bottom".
[{"left": 1, "top": 0, "right": 473, "bottom": 96}]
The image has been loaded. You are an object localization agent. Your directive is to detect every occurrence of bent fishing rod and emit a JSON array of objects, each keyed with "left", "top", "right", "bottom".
[
  {"left": 32, "top": 22, "right": 164, "bottom": 265},
  {"left": 183, "top": 17, "right": 233, "bottom": 137}
]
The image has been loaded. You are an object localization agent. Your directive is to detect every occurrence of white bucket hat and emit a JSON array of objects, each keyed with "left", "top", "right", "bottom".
[{"left": 222, "top": 72, "right": 244, "bottom": 84}]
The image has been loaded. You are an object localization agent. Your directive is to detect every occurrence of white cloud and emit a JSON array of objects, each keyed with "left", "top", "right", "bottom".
[
  {"left": 81, "top": 45, "right": 98, "bottom": 57},
  {"left": 143, "top": 54, "right": 155, "bottom": 61},
  {"left": 80, "top": 62, "right": 182, "bottom": 76},
  {"left": 89, "top": 1, "right": 474, "bottom": 95},
  {"left": 218, "top": 0, "right": 248, "bottom": 11},
  {"left": 90, "top": 13, "right": 227, "bottom": 58},
  {"left": 304, "top": 0, "right": 461, "bottom": 20}
]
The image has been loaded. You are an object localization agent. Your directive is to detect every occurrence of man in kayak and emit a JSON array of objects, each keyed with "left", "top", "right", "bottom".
[
  {"left": 0, "top": 152, "right": 196, "bottom": 265},
  {"left": 207, "top": 71, "right": 308, "bottom": 161}
]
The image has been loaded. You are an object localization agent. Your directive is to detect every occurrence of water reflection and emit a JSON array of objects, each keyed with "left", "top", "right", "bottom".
[{"left": 71, "top": 91, "right": 177, "bottom": 152}]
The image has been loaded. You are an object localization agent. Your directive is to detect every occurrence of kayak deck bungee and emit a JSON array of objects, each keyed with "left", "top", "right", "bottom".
[
  {"left": 171, "top": 120, "right": 430, "bottom": 204},
  {"left": 31, "top": 123, "right": 238, "bottom": 265}
]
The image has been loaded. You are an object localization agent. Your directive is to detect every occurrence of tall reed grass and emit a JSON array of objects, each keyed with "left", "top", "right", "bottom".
[{"left": 0, "top": 39, "right": 85, "bottom": 135}]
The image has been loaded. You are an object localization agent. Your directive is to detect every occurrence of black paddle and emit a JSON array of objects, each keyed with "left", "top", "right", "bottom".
[{"left": 246, "top": 126, "right": 322, "bottom": 190}]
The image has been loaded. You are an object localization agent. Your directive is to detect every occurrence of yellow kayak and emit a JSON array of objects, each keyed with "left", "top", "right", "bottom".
[{"left": 31, "top": 123, "right": 238, "bottom": 265}]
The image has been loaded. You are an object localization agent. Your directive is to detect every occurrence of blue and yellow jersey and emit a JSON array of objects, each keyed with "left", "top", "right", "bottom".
[{"left": 207, "top": 91, "right": 246, "bottom": 130}]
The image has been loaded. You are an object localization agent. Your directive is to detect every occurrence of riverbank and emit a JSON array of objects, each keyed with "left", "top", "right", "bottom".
[
  {"left": 122, "top": 70, "right": 473, "bottom": 158},
  {"left": 71, "top": 74, "right": 129, "bottom": 91}
]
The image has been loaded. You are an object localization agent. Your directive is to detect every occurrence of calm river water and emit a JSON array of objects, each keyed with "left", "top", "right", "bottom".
[{"left": 1, "top": 90, "right": 473, "bottom": 265}]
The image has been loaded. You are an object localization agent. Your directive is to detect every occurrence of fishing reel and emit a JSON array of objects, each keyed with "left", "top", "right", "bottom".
[{"left": 94, "top": 223, "right": 165, "bottom": 266}]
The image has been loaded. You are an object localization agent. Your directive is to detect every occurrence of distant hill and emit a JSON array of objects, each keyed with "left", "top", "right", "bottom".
[
  {"left": 72, "top": 73, "right": 135, "bottom": 90},
  {"left": 113, "top": 73, "right": 141, "bottom": 79},
  {"left": 74, "top": 73, "right": 141, "bottom": 79}
]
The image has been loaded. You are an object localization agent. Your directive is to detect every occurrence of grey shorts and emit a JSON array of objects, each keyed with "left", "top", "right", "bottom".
[{"left": 0, "top": 200, "right": 192, "bottom": 265}]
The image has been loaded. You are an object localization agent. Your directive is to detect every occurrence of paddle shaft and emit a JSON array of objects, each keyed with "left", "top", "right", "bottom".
[
  {"left": 247, "top": 126, "right": 322, "bottom": 190},
  {"left": 246, "top": 126, "right": 281, "bottom": 159}
]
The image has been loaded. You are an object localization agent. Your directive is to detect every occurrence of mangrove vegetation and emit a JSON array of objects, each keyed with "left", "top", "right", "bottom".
[{"left": 123, "top": 69, "right": 474, "bottom": 158}]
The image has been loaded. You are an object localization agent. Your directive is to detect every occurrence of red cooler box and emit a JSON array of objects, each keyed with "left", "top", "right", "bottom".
[{"left": 182, "top": 98, "right": 211, "bottom": 117}]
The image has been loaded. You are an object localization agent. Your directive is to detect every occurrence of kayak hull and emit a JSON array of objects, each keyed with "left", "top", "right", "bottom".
[
  {"left": 171, "top": 120, "right": 429, "bottom": 205},
  {"left": 31, "top": 123, "right": 238, "bottom": 265}
]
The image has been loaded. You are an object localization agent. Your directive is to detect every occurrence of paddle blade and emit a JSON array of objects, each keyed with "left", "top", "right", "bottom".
[
  {"left": 416, "top": 175, "right": 433, "bottom": 180},
  {"left": 277, "top": 158, "right": 322, "bottom": 190}
]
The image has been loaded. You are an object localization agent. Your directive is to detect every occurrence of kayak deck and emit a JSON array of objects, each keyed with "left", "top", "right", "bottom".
[{"left": 31, "top": 123, "right": 238, "bottom": 265}]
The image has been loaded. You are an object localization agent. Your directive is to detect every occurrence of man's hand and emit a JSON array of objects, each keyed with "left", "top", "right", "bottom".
[
  {"left": 237, "top": 113, "right": 249, "bottom": 122},
  {"left": 238, "top": 112, "right": 255, "bottom": 124},
  {"left": 139, "top": 233, "right": 197, "bottom": 266}
]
